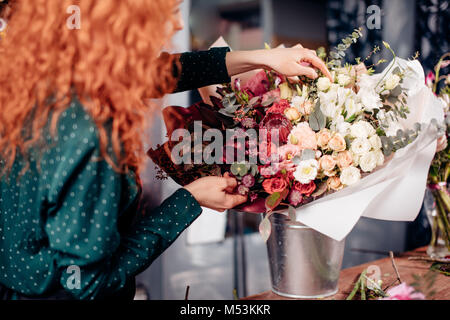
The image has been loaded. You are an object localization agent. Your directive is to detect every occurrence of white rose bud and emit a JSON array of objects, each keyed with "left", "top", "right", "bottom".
[
  {"left": 368, "top": 135, "right": 382, "bottom": 150},
  {"left": 337, "top": 74, "right": 352, "bottom": 87},
  {"left": 359, "top": 151, "right": 378, "bottom": 172},
  {"left": 317, "top": 77, "right": 331, "bottom": 91},
  {"left": 340, "top": 166, "right": 361, "bottom": 186},
  {"left": 385, "top": 74, "right": 401, "bottom": 90}
]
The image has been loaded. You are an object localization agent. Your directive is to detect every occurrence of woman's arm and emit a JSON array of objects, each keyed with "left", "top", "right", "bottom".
[
  {"left": 172, "top": 46, "right": 332, "bottom": 93},
  {"left": 225, "top": 47, "right": 332, "bottom": 80}
]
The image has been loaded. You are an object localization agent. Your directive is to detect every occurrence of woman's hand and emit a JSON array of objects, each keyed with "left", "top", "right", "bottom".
[
  {"left": 226, "top": 46, "right": 332, "bottom": 82},
  {"left": 184, "top": 176, "right": 247, "bottom": 212},
  {"left": 260, "top": 47, "right": 332, "bottom": 81}
]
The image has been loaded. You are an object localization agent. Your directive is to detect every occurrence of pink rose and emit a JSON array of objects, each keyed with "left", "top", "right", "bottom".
[
  {"left": 316, "top": 128, "right": 332, "bottom": 149},
  {"left": 289, "top": 123, "right": 317, "bottom": 150},
  {"left": 328, "top": 133, "right": 346, "bottom": 152},
  {"left": 298, "top": 100, "right": 314, "bottom": 115},
  {"left": 277, "top": 144, "right": 301, "bottom": 161},
  {"left": 336, "top": 150, "right": 353, "bottom": 168},
  {"left": 319, "top": 155, "right": 336, "bottom": 172},
  {"left": 382, "top": 283, "right": 426, "bottom": 300},
  {"left": 327, "top": 176, "right": 343, "bottom": 191},
  {"left": 262, "top": 176, "right": 288, "bottom": 194}
]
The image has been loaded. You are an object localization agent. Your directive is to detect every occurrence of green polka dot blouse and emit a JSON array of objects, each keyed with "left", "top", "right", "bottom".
[{"left": 0, "top": 47, "right": 231, "bottom": 300}]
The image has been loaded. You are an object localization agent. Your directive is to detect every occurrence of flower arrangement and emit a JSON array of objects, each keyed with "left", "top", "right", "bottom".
[
  {"left": 425, "top": 53, "right": 450, "bottom": 255},
  {"left": 149, "top": 29, "right": 445, "bottom": 241}
]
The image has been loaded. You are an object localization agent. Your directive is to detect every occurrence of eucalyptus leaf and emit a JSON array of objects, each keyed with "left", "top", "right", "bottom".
[
  {"left": 261, "top": 96, "right": 276, "bottom": 107},
  {"left": 309, "top": 102, "right": 326, "bottom": 131},
  {"left": 300, "top": 149, "right": 316, "bottom": 161},
  {"left": 390, "top": 85, "right": 402, "bottom": 97}
]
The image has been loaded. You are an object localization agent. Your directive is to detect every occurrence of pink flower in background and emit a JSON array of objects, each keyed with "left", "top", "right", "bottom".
[
  {"left": 243, "top": 70, "right": 270, "bottom": 96},
  {"left": 261, "top": 88, "right": 281, "bottom": 105},
  {"left": 289, "top": 123, "right": 318, "bottom": 150},
  {"left": 425, "top": 71, "right": 435, "bottom": 88},
  {"left": 382, "top": 283, "right": 426, "bottom": 300},
  {"left": 288, "top": 190, "right": 303, "bottom": 206},
  {"left": 277, "top": 144, "right": 301, "bottom": 161}
]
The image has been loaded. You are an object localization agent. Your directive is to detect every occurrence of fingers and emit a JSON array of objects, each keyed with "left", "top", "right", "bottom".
[
  {"left": 294, "top": 64, "right": 319, "bottom": 79},
  {"left": 222, "top": 177, "right": 237, "bottom": 190},
  {"left": 224, "top": 193, "right": 248, "bottom": 208},
  {"left": 299, "top": 51, "right": 332, "bottom": 81}
]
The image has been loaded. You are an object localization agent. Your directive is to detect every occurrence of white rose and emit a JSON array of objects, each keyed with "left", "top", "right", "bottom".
[
  {"left": 350, "top": 137, "right": 372, "bottom": 155},
  {"left": 385, "top": 74, "right": 401, "bottom": 90},
  {"left": 368, "top": 135, "right": 382, "bottom": 150},
  {"left": 330, "top": 116, "right": 352, "bottom": 136},
  {"left": 374, "top": 149, "right": 385, "bottom": 166},
  {"left": 340, "top": 166, "right": 361, "bottom": 186},
  {"left": 291, "top": 95, "right": 305, "bottom": 110},
  {"left": 317, "top": 77, "right": 331, "bottom": 91},
  {"left": 293, "top": 159, "right": 319, "bottom": 184},
  {"left": 338, "top": 74, "right": 352, "bottom": 87},
  {"left": 357, "top": 88, "right": 383, "bottom": 112},
  {"left": 362, "top": 121, "right": 376, "bottom": 137},
  {"left": 359, "top": 151, "right": 378, "bottom": 172},
  {"left": 350, "top": 121, "right": 370, "bottom": 139}
]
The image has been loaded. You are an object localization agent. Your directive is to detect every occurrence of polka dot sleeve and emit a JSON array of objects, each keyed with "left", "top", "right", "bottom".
[
  {"left": 173, "top": 47, "right": 231, "bottom": 93},
  {"left": 41, "top": 102, "right": 202, "bottom": 300}
]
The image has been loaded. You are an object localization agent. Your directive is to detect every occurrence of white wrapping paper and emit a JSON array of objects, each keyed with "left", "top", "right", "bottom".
[{"left": 291, "top": 58, "right": 445, "bottom": 241}]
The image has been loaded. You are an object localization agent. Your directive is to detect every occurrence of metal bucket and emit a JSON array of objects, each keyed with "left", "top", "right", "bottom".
[{"left": 266, "top": 213, "right": 345, "bottom": 298}]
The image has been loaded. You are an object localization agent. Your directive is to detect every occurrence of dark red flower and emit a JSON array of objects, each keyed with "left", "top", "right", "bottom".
[
  {"left": 266, "top": 99, "right": 290, "bottom": 114},
  {"left": 259, "top": 113, "right": 293, "bottom": 144},
  {"left": 293, "top": 181, "right": 316, "bottom": 197}
]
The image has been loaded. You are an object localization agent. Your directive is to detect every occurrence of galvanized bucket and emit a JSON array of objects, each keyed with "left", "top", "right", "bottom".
[{"left": 266, "top": 213, "right": 345, "bottom": 298}]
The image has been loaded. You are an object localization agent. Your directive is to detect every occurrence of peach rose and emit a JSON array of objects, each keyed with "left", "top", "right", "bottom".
[
  {"left": 327, "top": 176, "right": 343, "bottom": 191},
  {"left": 319, "top": 155, "right": 336, "bottom": 172},
  {"left": 316, "top": 128, "right": 332, "bottom": 149},
  {"left": 328, "top": 133, "right": 346, "bottom": 152},
  {"left": 336, "top": 150, "right": 353, "bottom": 168},
  {"left": 289, "top": 123, "right": 317, "bottom": 150},
  {"left": 299, "top": 100, "right": 314, "bottom": 115},
  {"left": 284, "top": 107, "right": 301, "bottom": 121}
]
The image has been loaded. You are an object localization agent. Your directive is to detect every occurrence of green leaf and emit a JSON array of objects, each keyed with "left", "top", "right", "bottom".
[
  {"left": 265, "top": 192, "right": 282, "bottom": 211},
  {"left": 261, "top": 96, "right": 276, "bottom": 107},
  {"left": 301, "top": 149, "right": 316, "bottom": 161},
  {"left": 345, "top": 114, "right": 357, "bottom": 123},
  {"left": 390, "top": 85, "right": 402, "bottom": 97},
  {"left": 309, "top": 102, "right": 326, "bottom": 131},
  {"left": 259, "top": 215, "right": 272, "bottom": 243}
]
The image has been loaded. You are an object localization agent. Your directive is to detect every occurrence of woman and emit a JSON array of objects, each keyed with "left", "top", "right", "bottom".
[{"left": 0, "top": 0, "right": 331, "bottom": 300}]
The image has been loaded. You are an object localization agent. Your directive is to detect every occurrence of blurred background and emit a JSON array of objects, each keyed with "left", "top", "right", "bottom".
[{"left": 137, "top": 0, "right": 449, "bottom": 300}]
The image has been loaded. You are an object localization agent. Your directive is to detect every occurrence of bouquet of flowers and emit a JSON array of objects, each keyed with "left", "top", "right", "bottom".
[
  {"left": 149, "top": 29, "right": 445, "bottom": 241},
  {"left": 424, "top": 53, "right": 450, "bottom": 253}
]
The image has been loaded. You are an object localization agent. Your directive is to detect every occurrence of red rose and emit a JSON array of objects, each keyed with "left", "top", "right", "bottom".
[
  {"left": 262, "top": 177, "right": 288, "bottom": 194},
  {"left": 266, "top": 99, "right": 290, "bottom": 114},
  {"left": 293, "top": 181, "right": 316, "bottom": 196}
]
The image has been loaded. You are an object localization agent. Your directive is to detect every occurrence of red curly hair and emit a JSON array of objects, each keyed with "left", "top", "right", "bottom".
[{"left": 0, "top": 0, "right": 179, "bottom": 176}]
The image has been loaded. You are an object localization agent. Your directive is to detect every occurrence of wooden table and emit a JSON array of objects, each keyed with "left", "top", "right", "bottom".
[{"left": 243, "top": 247, "right": 450, "bottom": 300}]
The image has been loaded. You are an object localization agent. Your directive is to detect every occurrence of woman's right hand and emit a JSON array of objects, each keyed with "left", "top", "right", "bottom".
[{"left": 184, "top": 176, "right": 247, "bottom": 212}]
